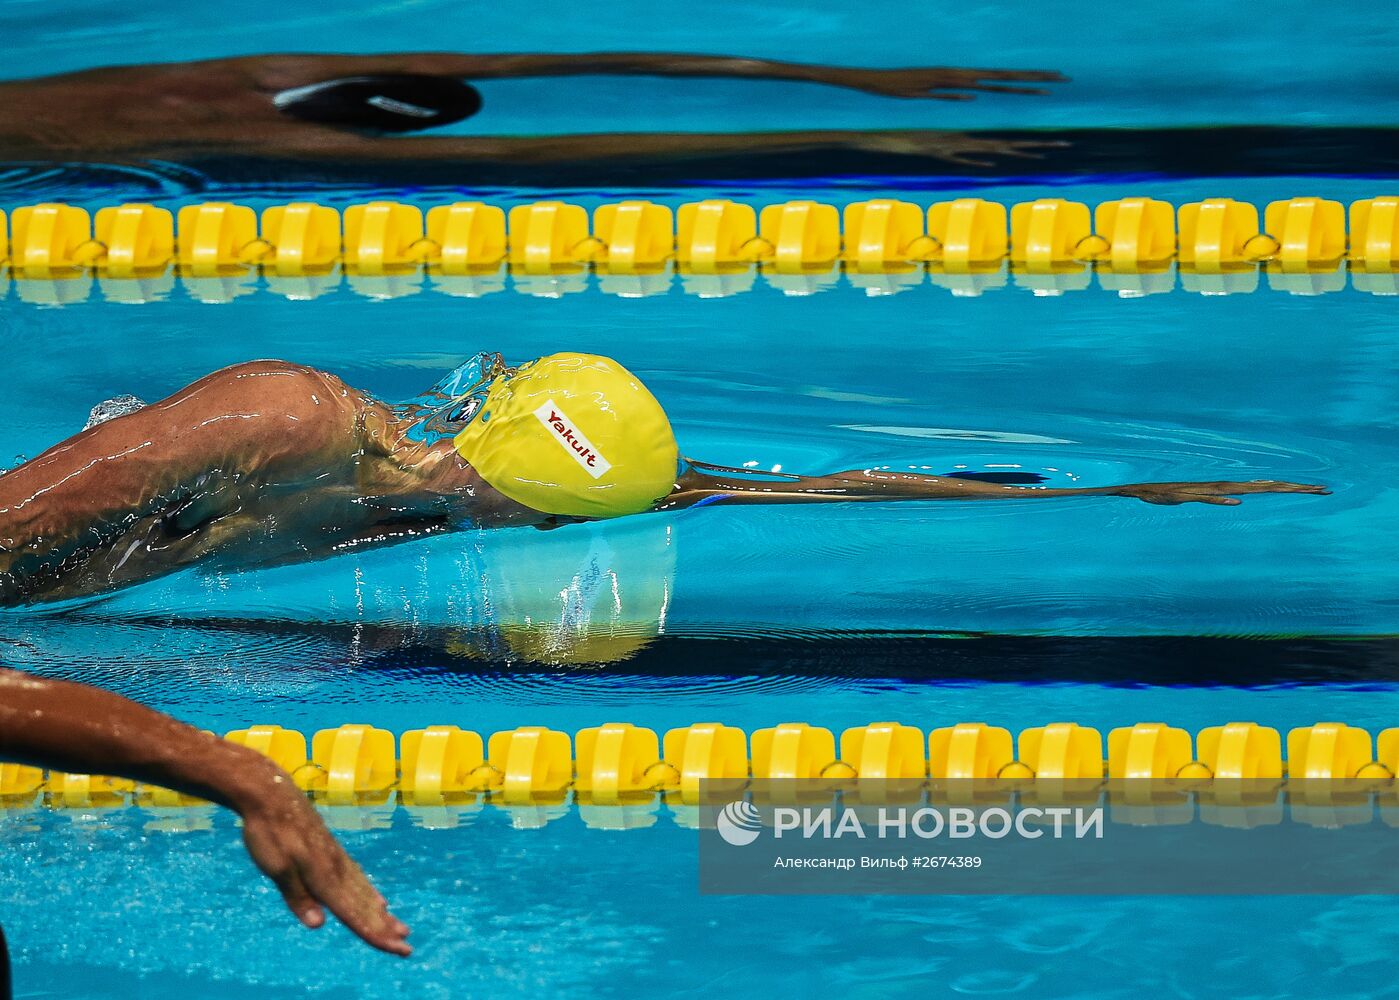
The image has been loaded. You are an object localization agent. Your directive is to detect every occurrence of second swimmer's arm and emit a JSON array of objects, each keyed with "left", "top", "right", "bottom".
[
  {"left": 249, "top": 52, "right": 1065, "bottom": 100},
  {"left": 0, "top": 669, "right": 410, "bottom": 955},
  {"left": 655, "top": 463, "right": 1329, "bottom": 510}
]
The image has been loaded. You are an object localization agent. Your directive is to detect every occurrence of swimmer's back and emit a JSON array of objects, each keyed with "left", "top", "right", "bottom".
[{"left": 0, "top": 360, "right": 368, "bottom": 605}]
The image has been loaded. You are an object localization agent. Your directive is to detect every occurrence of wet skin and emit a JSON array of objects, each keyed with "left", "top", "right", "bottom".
[
  {"left": 0, "top": 52, "right": 1065, "bottom": 167},
  {"left": 0, "top": 668, "right": 412, "bottom": 955},
  {"left": 0, "top": 360, "right": 1329, "bottom": 607}
]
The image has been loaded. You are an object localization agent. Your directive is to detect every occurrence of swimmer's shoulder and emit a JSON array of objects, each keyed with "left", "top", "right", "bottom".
[
  {"left": 201, "top": 359, "right": 359, "bottom": 400},
  {"left": 180, "top": 360, "right": 370, "bottom": 444}
]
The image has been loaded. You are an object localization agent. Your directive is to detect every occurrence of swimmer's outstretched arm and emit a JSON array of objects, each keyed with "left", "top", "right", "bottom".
[
  {"left": 0, "top": 669, "right": 411, "bottom": 955},
  {"left": 258, "top": 52, "right": 1067, "bottom": 100},
  {"left": 656, "top": 462, "right": 1330, "bottom": 511},
  {"left": 0, "top": 55, "right": 1063, "bottom": 160}
]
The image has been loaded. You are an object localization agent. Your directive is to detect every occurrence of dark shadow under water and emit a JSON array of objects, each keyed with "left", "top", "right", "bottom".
[
  {"left": 34, "top": 612, "right": 1399, "bottom": 687},
  {"left": 3, "top": 127, "right": 1397, "bottom": 197}
]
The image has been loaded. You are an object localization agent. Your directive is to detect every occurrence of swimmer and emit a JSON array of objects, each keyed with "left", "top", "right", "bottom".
[
  {"left": 0, "top": 354, "right": 1327, "bottom": 607},
  {"left": 0, "top": 53, "right": 1063, "bottom": 166},
  {"left": 0, "top": 668, "right": 412, "bottom": 956}
]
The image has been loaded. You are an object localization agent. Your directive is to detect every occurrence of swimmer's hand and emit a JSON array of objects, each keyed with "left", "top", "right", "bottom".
[
  {"left": 833, "top": 66, "right": 1068, "bottom": 101},
  {"left": 1113, "top": 480, "right": 1331, "bottom": 506},
  {"left": 236, "top": 768, "right": 412, "bottom": 956},
  {"left": 0, "top": 669, "right": 411, "bottom": 956}
]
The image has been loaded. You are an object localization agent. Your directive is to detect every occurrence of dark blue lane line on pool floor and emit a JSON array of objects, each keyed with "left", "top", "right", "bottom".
[
  {"left": 351, "top": 633, "right": 1399, "bottom": 687},
  {"left": 49, "top": 614, "right": 1399, "bottom": 686}
]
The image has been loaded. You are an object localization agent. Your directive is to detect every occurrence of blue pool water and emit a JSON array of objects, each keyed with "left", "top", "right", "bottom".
[
  {"left": 8, "top": 808, "right": 1399, "bottom": 999},
  {"left": 3, "top": 174, "right": 1398, "bottom": 998},
  {"left": 2, "top": 177, "right": 1396, "bottom": 638},
  {"left": 4, "top": 3, "right": 1399, "bottom": 998}
]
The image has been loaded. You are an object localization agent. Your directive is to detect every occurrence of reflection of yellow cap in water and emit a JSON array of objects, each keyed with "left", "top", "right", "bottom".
[
  {"left": 447, "top": 520, "right": 677, "bottom": 666},
  {"left": 454, "top": 353, "right": 678, "bottom": 519}
]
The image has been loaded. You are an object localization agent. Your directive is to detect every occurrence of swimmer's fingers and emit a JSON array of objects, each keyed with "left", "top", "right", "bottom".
[
  {"left": 241, "top": 814, "right": 328, "bottom": 928},
  {"left": 270, "top": 862, "right": 325, "bottom": 929},
  {"left": 297, "top": 842, "right": 413, "bottom": 957},
  {"left": 239, "top": 787, "right": 411, "bottom": 956},
  {"left": 1125, "top": 481, "right": 1330, "bottom": 506},
  {"left": 917, "top": 82, "right": 1057, "bottom": 99},
  {"left": 964, "top": 84, "right": 1056, "bottom": 96},
  {"left": 962, "top": 69, "right": 1072, "bottom": 83},
  {"left": 1212, "top": 480, "right": 1331, "bottom": 497},
  {"left": 1247, "top": 480, "right": 1331, "bottom": 495},
  {"left": 853, "top": 67, "right": 1068, "bottom": 100}
]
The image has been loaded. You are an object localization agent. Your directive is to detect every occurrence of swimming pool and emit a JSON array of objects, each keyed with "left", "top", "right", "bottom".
[{"left": 4, "top": 3, "right": 1399, "bottom": 998}]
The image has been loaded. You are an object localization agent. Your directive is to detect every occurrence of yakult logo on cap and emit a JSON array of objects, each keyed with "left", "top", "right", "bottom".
[{"left": 534, "top": 400, "right": 612, "bottom": 479}]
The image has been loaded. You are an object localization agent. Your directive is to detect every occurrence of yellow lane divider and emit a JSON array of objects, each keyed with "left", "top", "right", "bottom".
[
  {"left": 1, "top": 197, "right": 1394, "bottom": 281},
  {"left": 4, "top": 721, "right": 1399, "bottom": 819}
]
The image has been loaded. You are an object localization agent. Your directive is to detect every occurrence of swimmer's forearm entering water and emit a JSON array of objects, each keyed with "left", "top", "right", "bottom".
[
  {"left": 657, "top": 462, "right": 1330, "bottom": 510},
  {"left": 0, "top": 669, "right": 411, "bottom": 955}
]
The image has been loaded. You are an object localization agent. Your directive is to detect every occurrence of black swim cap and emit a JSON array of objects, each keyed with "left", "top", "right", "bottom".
[{"left": 273, "top": 74, "right": 483, "bottom": 133}]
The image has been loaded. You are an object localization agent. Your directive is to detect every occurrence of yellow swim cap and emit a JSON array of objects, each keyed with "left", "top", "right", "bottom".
[{"left": 454, "top": 353, "right": 678, "bottom": 519}]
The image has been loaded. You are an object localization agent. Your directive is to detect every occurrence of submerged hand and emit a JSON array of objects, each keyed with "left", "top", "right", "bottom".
[
  {"left": 836, "top": 66, "right": 1068, "bottom": 100},
  {"left": 238, "top": 771, "right": 412, "bottom": 956},
  {"left": 1117, "top": 480, "right": 1331, "bottom": 506}
]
